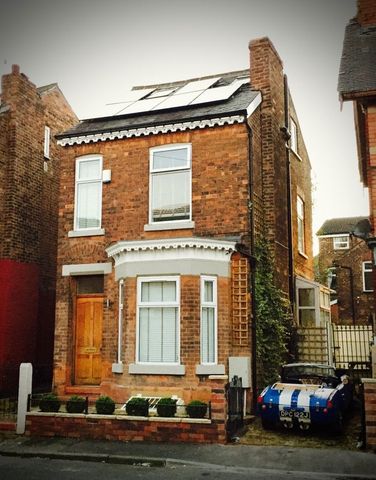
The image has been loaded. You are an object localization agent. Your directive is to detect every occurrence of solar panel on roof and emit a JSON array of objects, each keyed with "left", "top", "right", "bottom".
[
  {"left": 109, "top": 76, "right": 249, "bottom": 116},
  {"left": 116, "top": 96, "right": 166, "bottom": 115},
  {"left": 191, "top": 78, "right": 249, "bottom": 105}
]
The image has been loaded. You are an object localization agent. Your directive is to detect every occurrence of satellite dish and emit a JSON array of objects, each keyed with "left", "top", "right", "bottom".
[{"left": 352, "top": 218, "right": 372, "bottom": 240}]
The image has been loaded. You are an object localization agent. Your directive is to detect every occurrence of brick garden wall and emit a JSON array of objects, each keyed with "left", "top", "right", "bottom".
[{"left": 26, "top": 378, "right": 228, "bottom": 444}]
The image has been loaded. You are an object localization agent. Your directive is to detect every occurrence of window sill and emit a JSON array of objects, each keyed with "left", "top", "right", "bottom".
[
  {"left": 196, "top": 364, "right": 225, "bottom": 376},
  {"left": 68, "top": 228, "right": 105, "bottom": 238},
  {"left": 144, "top": 221, "right": 195, "bottom": 232},
  {"left": 129, "top": 363, "right": 185, "bottom": 375}
]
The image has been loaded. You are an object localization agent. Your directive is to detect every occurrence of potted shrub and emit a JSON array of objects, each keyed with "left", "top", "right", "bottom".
[
  {"left": 156, "top": 397, "right": 177, "bottom": 417},
  {"left": 66, "top": 395, "right": 86, "bottom": 414},
  {"left": 125, "top": 397, "right": 149, "bottom": 416},
  {"left": 95, "top": 395, "right": 115, "bottom": 415},
  {"left": 39, "top": 393, "right": 61, "bottom": 413},
  {"left": 186, "top": 400, "right": 208, "bottom": 418}
]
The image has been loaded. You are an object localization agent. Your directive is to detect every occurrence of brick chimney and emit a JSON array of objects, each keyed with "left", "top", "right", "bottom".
[
  {"left": 249, "top": 37, "right": 290, "bottom": 293},
  {"left": 357, "top": 0, "right": 376, "bottom": 26}
]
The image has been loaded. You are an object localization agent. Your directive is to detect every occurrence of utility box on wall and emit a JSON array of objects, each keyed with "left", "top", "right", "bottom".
[{"left": 228, "top": 357, "right": 251, "bottom": 388}]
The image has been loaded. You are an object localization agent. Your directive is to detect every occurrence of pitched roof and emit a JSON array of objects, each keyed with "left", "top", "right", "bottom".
[
  {"left": 57, "top": 71, "right": 260, "bottom": 141},
  {"left": 338, "top": 18, "right": 376, "bottom": 97},
  {"left": 317, "top": 216, "right": 368, "bottom": 236}
]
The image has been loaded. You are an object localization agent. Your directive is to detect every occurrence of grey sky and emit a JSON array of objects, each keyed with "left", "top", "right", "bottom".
[{"left": 0, "top": 0, "right": 368, "bottom": 252}]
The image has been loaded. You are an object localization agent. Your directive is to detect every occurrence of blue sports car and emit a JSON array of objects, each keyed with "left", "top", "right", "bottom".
[{"left": 257, "top": 363, "right": 352, "bottom": 432}]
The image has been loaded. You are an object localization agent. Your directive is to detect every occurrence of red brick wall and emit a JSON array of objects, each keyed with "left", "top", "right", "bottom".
[
  {"left": 318, "top": 236, "right": 375, "bottom": 324},
  {"left": 0, "top": 66, "right": 77, "bottom": 393}
]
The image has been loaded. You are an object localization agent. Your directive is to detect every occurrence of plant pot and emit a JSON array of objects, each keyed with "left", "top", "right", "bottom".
[
  {"left": 39, "top": 395, "right": 61, "bottom": 413},
  {"left": 95, "top": 396, "right": 115, "bottom": 415},
  {"left": 186, "top": 403, "right": 207, "bottom": 418},
  {"left": 125, "top": 403, "right": 149, "bottom": 417},
  {"left": 66, "top": 398, "right": 86, "bottom": 414},
  {"left": 156, "top": 403, "right": 177, "bottom": 418}
]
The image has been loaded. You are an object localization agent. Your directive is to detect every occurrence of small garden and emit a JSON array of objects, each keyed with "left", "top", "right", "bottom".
[{"left": 30, "top": 393, "right": 211, "bottom": 420}]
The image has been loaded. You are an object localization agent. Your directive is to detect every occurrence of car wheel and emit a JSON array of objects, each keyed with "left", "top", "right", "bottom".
[{"left": 332, "top": 413, "right": 344, "bottom": 435}]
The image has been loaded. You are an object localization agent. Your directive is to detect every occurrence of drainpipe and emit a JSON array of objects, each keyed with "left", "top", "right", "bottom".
[
  {"left": 282, "top": 74, "right": 295, "bottom": 308},
  {"left": 236, "top": 122, "right": 258, "bottom": 413}
]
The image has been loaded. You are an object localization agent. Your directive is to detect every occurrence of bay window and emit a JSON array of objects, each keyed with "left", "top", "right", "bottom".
[
  {"left": 200, "top": 276, "right": 217, "bottom": 365},
  {"left": 137, "top": 276, "right": 179, "bottom": 364}
]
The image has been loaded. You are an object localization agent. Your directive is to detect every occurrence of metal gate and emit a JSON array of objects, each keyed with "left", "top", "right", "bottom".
[
  {"left": 332, "top": 324, "right": 373, "bottom": 379},
  {"left": 226, "top": 376, "right": 244, "bottom": 440}
]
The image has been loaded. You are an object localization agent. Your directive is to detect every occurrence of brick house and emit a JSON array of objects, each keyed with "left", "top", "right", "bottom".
[
  {"left": 0, "top": 66, "right": 77, "bottom": 395},
  {"left": 317, "top": 216, "right": 374, "bottom": 325},
  {"left": 338, "top": 0, "right": 376, "bottom": 303},
  {"left": 53, "top": 37, "right": 317, "bottom": 410},
  {"left": 338, "top": 0, "right": 376, "bottom": 450}
]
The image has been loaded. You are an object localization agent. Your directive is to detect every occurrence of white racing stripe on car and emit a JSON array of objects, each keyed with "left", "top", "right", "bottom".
[
  {"left": 278, "top": 388, "right": 294, "bottom": 412},
  {"left": 297, "top": 389, "right": 311, "bottom": 409}
]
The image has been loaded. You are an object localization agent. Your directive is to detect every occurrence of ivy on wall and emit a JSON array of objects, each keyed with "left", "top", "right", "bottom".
[{"left": 254, "top": 237, "right": 294, "bottom": 389}]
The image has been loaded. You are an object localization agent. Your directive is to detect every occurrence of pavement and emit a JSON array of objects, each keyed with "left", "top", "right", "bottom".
[{"left": 0, "top": 433, "right": 376, "bottom": 478}]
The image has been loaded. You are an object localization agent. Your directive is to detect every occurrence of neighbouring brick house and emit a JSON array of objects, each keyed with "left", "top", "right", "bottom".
[
  {"left": 338, "top": 0, "right": 376, "bottom": 450},
  {"left": 0, "top": 65, "right": 77, "bottom": 395},
  {"left": 53, "top": 37, "right": 318, "bottom": 412},
  {"left": 338, "top": 0, "right": 376, "bottom": 305},
  {"left": 317, "top": 216, "right": 374, "bottom": 325}
]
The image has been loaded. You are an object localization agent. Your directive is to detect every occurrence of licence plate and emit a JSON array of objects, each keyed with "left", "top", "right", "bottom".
[{"left": 280, "top": 409, "right": 310, "bottom": 420}]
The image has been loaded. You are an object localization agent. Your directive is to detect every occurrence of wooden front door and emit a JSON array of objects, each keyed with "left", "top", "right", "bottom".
[{"left": 74, "top": 296, "right": 103, "bottom": 385}]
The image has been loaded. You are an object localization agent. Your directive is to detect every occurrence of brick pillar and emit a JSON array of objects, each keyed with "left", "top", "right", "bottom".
[
  {"left": 209, "top": 375, "right": 228, "bottom": 443},
  {"left": 363, "top": 378, "right": 376, "bottom": 450}
]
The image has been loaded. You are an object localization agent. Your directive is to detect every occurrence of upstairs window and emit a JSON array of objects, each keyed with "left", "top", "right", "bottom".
[
  {"left": 333, "top": 235, "right": 349, "bottom": 250},
  {"left": 74, "top": 155, "right": 103, "bottom": 230},
  {"left": 363, "top": 261, "right": 374, "bottom": 292},
  {"left": 290, "top": 118, "right": 297, "bottom": 154},
  {"left": 297, "top": 196, "right": 305, "bottom": 254},
  {"left": 200, "top": 276, "right": 217, "bottom": 365},
  {"left": 44, "top": 126, "right": 50, "bottom": 159},
  {"left": 149, "top": 144, "right": 191, "bottom": 223}
]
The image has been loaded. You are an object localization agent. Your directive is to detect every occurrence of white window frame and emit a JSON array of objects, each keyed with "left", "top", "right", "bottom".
[
  {"left": 333, "top": 235, "right": 349, "bottom": 250},
  {"left": 200, "top": 275, "right": 218, "bottom": 365},
  {"left": 136, "top": 275, "right": 180, "bottom": 365},
  {"left": 149, "top": 144, "right": 192, "bottom": 225},
  {"left": 363, "top": 261, "right": 374, "bottom": 292},
  {"left": 297, "top": 196, "right": 305, "bottom": 254},
  {"left": 44, "top": 126, "right": 50, "bottom": 159},
  {"left": 74, "top": 154, "right": 103, "bottom": 232},
  {"left": 290, "top": 117, "right": 297, "bottom": 153}
]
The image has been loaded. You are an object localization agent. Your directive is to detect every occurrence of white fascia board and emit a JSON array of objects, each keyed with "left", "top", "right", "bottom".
[
  {"left": 246, "top": 92, "right": 262, "bottom": 117},
  {"left": 106, "top": 237, "right": 236, "bottom": 258}
]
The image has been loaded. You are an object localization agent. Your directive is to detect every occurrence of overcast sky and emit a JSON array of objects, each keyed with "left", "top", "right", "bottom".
[{"left": 0, "top": 0, "right": 368, "bottom": 253}]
